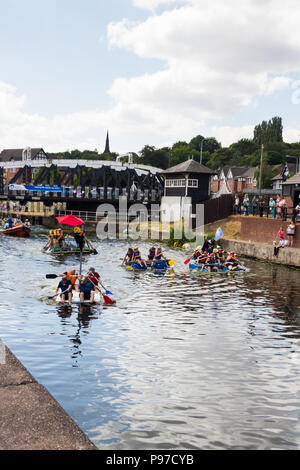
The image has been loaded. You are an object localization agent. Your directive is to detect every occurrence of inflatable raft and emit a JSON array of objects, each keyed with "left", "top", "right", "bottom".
[
  {"left": 189, "top": 262, "right": 245, "bottom": 272},
  {"left": 0, "top": 224, "right": 31, "bottom": 238},
  {"left": 125, "top": 259, "right": 173, "bottom": 271}
]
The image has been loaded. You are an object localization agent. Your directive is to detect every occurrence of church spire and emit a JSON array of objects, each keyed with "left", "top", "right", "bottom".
[{"left": 104, "top": 130, "right": 111, "bottom": 154}]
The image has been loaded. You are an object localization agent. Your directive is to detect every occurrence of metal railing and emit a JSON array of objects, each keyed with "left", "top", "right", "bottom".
[{"left": 1, "top": 186, "right": 163, "bottom": 203}]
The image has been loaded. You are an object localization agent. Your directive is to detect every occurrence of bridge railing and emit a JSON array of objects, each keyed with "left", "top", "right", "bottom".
[{"left": 2, "top": 186, "right": 163, "bottom": 202}]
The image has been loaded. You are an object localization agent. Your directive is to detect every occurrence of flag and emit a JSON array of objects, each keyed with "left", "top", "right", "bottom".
[{"left": 215, "top": 227, "right": 224, "bottom": 241}]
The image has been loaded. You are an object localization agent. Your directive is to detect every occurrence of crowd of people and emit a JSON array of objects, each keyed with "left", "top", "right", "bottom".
[
  {"left": 1, "top": 215, "right": 31, "bottom": 230},
  {"left": 123, "top": 246, "right": 166, "bottom": 269},
  {"left": 233, "top": 194, "right": 289, "bottom": 219},
  {"left": 55, "top": 267, "right": 101, "bottom": 305},
  {"left": 191, "top": 240, "right": 243, "bottom": 272}
]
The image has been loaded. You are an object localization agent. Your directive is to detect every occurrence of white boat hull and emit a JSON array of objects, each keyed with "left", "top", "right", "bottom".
[{"left": 55, "top": 290, "right": 104, "bottom": 305}]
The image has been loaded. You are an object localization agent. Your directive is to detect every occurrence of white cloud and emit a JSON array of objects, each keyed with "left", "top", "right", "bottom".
[
  {"left": 132, "top": 0, "right": 185, "bottom": 10},
  {"left": 1, "top": 1, "right": 300, "bottom": 153}
]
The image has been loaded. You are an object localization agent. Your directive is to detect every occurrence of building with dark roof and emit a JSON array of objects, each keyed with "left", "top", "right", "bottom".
[
  {"left": 161, "top": 159, "right": 215, "bottom": 203},
  {"left": 0, "top": 148, "right": 48, "bottom": 163}
]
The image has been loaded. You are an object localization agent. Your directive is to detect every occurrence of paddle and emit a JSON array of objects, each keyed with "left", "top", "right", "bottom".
[
  {"left": 48, "top": 287, "right": 70, "bottom": 300},
  {"left": 86, "top": 276, "right": 115, "bottom": 306},
  {"left": 184, "top": 258, "right": 191, "bottom": 265}
]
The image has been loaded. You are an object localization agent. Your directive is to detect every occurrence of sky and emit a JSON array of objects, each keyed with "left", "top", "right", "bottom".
[{"left": 1, "top": 0, "right": 300, "bottom": 154}]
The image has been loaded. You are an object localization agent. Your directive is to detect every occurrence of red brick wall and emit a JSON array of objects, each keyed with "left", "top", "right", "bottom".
[
  {"left": 237, "top": 216, "right": 300, "bottom": 247},
  {"left": 210, "top": 180, "right": 220, "bottom": 193}
]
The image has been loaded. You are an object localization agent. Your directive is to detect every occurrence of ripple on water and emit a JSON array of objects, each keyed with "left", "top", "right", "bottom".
[{"left": 1, "top": 233, "right": 300, "bottom": 449}]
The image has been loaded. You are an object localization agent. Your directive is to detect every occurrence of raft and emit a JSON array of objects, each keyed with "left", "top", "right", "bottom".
[
  {"left": 48, "top": 245, "right": 96, "bottom": 255},
  {"left": 125, "top": 260, "right": 171, "bottom": 271},
  {"left": 189, "top": 262, "right": 244, "bottom": 272},
  {"left": 55, "top": 290, "right": 103, "bottom": 305},
  {"left": 0, "top": 224, "right": 31, "bottom": 238},
  {"left": 45, "top": 238, "right": 97, "bottom": 255}
]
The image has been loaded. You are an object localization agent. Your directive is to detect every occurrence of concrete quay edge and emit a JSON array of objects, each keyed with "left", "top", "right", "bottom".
[{"left": 0, "top": 343, "right": 98, "bottom": 451}]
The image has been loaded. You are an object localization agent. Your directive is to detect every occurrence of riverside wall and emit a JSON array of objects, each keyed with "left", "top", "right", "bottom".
[
  {"left": 0, "top": 342, "right": 97, "bottom": 450},
  {"left": 222, "top": 238, "right": 300, "bottom": 268}
]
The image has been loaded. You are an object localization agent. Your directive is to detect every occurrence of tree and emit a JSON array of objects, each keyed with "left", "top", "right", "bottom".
[
  {"left": 139, "top": 145, "right": 170, "bottom": 169},
  {"left": 254, "top": 116, "right": 283, "bottom": 145}
]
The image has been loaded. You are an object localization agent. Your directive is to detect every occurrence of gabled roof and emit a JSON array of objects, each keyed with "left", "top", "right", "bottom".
[
  {"left": 228, "top": 166, "right": 255, "bottom": 178},
  {"left": 283, "top": 173, "right": 300, "bottom": 185},
  {"left": 162, "top": 159, "right": 215, "bottom": 175},
  {"left": 272, "top": 163, "right": 297, "bottom": 181},
  {"left": 0, "top": 148, "right": 47, "bottom": 162}
]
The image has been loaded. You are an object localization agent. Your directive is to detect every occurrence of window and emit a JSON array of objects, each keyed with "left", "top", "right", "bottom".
[
  {"left": 166, "top": 179, "right": 186, "bottom": 188},
  {"left": 188, "top": 179, "right": 198, "bottom": 188}
]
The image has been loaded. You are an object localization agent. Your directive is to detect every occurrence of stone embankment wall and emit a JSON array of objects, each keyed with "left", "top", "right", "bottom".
[{"left": 222, "top": 238, "right": 300, "bottom": 268}]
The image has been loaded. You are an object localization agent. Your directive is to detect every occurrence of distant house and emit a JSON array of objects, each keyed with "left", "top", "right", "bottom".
[
  {"left": 0, "top": 147, "right": 48, "bottom": 183},
  {"left": 211, "top": 166, "right": 257, "bottom": 196},
  {"left": 272, "top": 162, "right": 297, "bottom": 191},
  {"left": 0, "top": 147, "right": 48, "bottom": 163}
]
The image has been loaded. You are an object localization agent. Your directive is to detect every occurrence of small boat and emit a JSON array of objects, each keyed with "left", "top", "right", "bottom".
[
  {"left": 0, "top": 223, "right": 31, "bottom": 238},
  {"left": 125, "top": 259, "right": 172, "bottom": 271},
  {"left": 189, "top": 262, "right": 245, "bottom": 272}
]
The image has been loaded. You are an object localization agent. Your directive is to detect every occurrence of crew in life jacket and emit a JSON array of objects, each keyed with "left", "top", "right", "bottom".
[
  {"left": 57, "top": 228, "right": 65, "bottom": 248},
  {"left": 148, "top": 246, "right": 156, "bottom": 261},
  {"left": 193, "top": 246, "right": 202, "bottom": 260},
  {"left": 225, "top": 251, "right": 238, "bottom": 269},
  {"left": 124, "top": 247, "right": 135, "bottom": 264},
  {"left": 151, "top": 248, "right": 166, "bottom": 268},
  {"left": 133, "top": 247, "right": 146, "bottom": 268},
  {"left": 60, "top": 268, "right": 80, "bottom": 292}
]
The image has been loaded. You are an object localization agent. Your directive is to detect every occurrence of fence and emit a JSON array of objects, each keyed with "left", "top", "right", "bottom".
[{"left": 200, "top": 194, "right": 234, "bottom": 225}]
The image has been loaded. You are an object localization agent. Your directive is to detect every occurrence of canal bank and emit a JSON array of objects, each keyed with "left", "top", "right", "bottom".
[
  {"left": 222, "top": 238, "right": 300, "bottom": 268},
  {"left": 0, "top": 342, "right": 97, "bottom": 450}
]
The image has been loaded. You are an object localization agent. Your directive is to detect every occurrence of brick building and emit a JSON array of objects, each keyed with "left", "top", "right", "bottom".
[
  {"left": 0, "top": 148, "right": 48, "bottom": 184},
  {"left": 211, "top": 166, "right": 257, "bottom": 196}
]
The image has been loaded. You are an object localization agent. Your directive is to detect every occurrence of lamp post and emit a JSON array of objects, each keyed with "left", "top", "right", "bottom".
[{"left": 199, "top": 140, "right": 204, "bottom": 165}]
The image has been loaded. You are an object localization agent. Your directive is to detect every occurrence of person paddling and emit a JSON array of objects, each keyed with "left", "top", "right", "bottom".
[
  {"left": 60, "top": 268, "right": 80, "bottom": 292},
  {"left": 79, "top": 272, "right": 96, "bottom": 303},
  {"left": 123, "top": 247, "right": 134, "bottom": 265},
  {"left": 148, "top": 246, "right": 156, "bottom": 261},
  {"left": 133, "top": 247, "right": 146, "bottom": 268},
  {"left": 55, "top": 275, "right": 73, "bottom": 305},
  {"left": 88, "top": 267, "right": 101, "bottom": 286}
]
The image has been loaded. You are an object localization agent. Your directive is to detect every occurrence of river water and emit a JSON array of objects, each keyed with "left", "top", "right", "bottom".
[{"left": 0, "top": 228, "right": 300, "bottom": 450}]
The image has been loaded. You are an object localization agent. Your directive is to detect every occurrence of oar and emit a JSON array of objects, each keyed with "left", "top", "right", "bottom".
[
  {"left": 184, "top": 258, "right": 191, "bottom": 265},
  {"left": 86, "top": 276, "right": 115, "bottom": 306},
  {"left": 48, "top": 288, "right": 70, "bottom": 300}
]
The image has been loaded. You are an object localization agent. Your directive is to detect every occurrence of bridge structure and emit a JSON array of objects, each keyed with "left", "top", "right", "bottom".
[{"left": 0, "top": 159, "right": 165, "bottom": 212}]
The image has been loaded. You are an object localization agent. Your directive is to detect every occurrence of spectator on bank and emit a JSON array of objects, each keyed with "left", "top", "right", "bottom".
[
  {"left": 278, "top": 226, "right": 285, "bottom": 244},
  {"left": 275, "top": 194, "right": 282, "bottom": 218},
  {"left": 287, "top": 221, "right": 296, "bottom": 247},
  {"left": 233, "top": 195, "right": 240, "bottom": 215},
  {"left": 258, "top": 196, "right": 264, "bottom": 217},
  {"left": 242, "top": 194, "right": 250, "bottom": 216},
  {"left": 252, "top": 196, "right": 258, "bottom": 216},
  {"left": 269, "top": 198, "right": 276, "bottom": 218},
  {"left": 279, "top": 198, "right": 287, "bottom": 220},
  {"left": 293, "top": 203, "right": 300, "bottom": 223}
]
